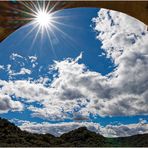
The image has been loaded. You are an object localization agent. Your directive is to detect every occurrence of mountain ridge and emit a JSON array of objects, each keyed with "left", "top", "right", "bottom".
[{"left": 0, "top": 117, "right": 148, "bottom": 147}]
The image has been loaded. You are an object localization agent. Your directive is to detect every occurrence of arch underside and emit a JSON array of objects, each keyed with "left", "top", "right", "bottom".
[{"left": 0, "top": 1, "right": 148, "bottom": 42}]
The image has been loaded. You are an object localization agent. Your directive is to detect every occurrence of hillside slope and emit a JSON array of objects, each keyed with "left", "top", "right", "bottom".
[{"left": 0, "top": 118, "right": 148, "bottom": 147}]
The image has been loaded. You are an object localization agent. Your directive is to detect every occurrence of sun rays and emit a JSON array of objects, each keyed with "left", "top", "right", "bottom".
[
  {"left": 9, "top": 1, "right": 79, "bottom": 57},
  {"left": 35, "top": 10, "right": 52, "bottom": 27}
]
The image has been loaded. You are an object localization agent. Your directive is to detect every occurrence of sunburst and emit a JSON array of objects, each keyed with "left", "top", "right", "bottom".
[
  {"left": 35, "top": 10, "right": 52, "bottom": 28},
  {"left": 11, "top": 1, "right": 79, "bottom": 55}
]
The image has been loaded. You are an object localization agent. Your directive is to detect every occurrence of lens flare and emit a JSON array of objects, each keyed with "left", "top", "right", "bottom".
[
  {"left": 35, "top": 10, "right": 52, "bottom": 28},
  {"left": 14, "top": 1, "right": 78, "bottom": 56},
  {"left": 36, "top": 11, "right": 51, "bottom": 26}
]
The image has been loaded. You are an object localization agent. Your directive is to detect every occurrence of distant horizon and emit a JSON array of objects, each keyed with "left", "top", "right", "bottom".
[{"left": 1, "top": 117, "right": 148, "bottom": 138}]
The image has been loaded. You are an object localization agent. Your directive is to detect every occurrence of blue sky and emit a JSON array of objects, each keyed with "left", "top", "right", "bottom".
[{"left": 0, "top": 7, "right": 148, "bottom": 137}]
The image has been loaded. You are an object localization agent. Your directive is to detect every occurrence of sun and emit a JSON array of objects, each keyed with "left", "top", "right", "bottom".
[
  {"left": 35, "top": 10, "right": 52, "bottom": 28},
  {"left": 19, "top": 1, "right": 73, "bottom": 51}
]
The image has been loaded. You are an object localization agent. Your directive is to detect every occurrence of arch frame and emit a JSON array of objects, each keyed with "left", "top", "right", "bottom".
[{"left": 0, "top": 1, "right": 148, "bottom": 42}]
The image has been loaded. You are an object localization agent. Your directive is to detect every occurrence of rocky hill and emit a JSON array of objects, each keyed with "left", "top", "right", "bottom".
[{"left": 0, "top": 117, "right": 148, "bottom": 147}]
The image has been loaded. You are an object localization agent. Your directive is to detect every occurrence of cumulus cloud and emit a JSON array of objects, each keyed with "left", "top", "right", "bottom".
[
  {"left": 17, "top": 119, "right": 148, "bottom": 137},
  {"left": 17, "top": 120, "right": 100, "bottom": 136},
  {"left": 7, "top": 53, "right": 38, "bottom": 78},
  {"left": 91, "top": 9, "right": 148, "bottom": 116},
  {"left": 0, "top": 65, "right": 4, "bottom": 70},
  {"left": 0, "top": 80, "right": 50, "bottom": 102},
  {"left": 10, "top": 53, "right": 24, "bottom": 60},
  {"left": 28, "top": 56, "right": 38, "bottom": 68},
  {"left": 10, "top": 68, "right": 31, "bottom": 76},
  {"left": 101, "top": 120, "right": 148, "bottom": 137},
  {"left": 28, "top": 56, "right": 37, "bottom": 63},
  {"left": 0, "top": 94, "right": 23, "bottom": 113}
]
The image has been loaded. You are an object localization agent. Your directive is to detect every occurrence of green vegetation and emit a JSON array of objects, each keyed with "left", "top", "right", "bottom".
[{"left": 0, "top": 118, "right": 148, "bottom": 147}]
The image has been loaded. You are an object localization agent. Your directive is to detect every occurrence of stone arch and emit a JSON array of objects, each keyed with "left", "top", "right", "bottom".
[{"left": 0, "top": 1, "right": 148, "bottom": 42}]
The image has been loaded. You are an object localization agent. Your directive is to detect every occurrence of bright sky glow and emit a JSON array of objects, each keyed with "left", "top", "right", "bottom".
[
  {"left": 35, "top": 10, "right": 52, "bottom": 28},
  {"left": 16, "top": 1, "right": 72, "bottom": 52}
]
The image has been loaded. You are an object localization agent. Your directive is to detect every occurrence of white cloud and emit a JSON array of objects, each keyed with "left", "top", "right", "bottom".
[
  {"left": 0, "top": 94, "right": 23, "bottom": 113},
  {"left": 28, "top": 56, "right": 37, "bottom": 63},
  {"left": 18, "top": 120, "right": 100, "bottom": 136},
  {"left": 28, "top": 105, "right": 68, "bottom": 121},
  {"left": 8, "top": 54, "right": 37, "bottom": 77},
  {"left": 101, "top": 121, "right": 148, "bottom": 137},
  {"left": 92, "top": 9, "right": 147, "bottom": 62},
  {"left": 90, "top": 9, "right": 148, "bottom": 116},
  {"left": 7, "top": 64, "right": 13, "bottom": 75},
  {"left": 35, "top": 77, "right": 51, "bottom": 86},
  {"left": 0, "top": 65, "right": 4, "bottom": 70},
  {"left": 0, "top": 80, "right": 50, "bottom": 103},
  {"left": 11, "top": 68, "right": 31, "bottom": 76},
  {"left": 18, "top": 120, "right": 148, "bottom": 137},
  {"left": 10, "top": 53, "right": 24, "bottom": 60},
  {"left": 29, "top": 56, "right": 38, "bottom": 68}
]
